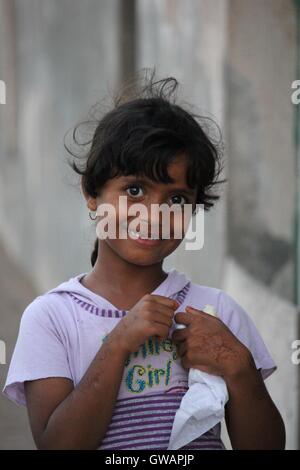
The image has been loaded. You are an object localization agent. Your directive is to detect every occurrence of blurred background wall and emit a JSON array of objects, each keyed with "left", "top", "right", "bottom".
[{"left": 0, "top": 0, "right": 299, "bottom": 450}]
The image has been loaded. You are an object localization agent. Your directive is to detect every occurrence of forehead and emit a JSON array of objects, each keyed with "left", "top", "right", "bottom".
[
  {"left": 120, "top": 153, "right": 191, "bottom": 187},
  {"left": 165, "top": 153, "right": 190, "bottom": 183}
]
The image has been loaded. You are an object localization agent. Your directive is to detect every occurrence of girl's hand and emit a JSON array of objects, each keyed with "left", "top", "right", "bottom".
[
  {"left": 171, "top": 305, "right": 256, "bottom": 381},
  {"left": 109, "top": 294, "right": 179, "bottom": 355}
]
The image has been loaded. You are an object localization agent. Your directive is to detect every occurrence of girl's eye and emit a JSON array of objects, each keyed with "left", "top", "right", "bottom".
[
  {"left": 125, "top": 184, "right": 144, "bottom": 198},
  {"left": 170, "top": 195, "right": 188, "bottom": 206}
]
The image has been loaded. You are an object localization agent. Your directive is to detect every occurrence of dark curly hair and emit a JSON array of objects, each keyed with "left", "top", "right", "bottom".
[{"left": 65, "top": 68, "right": 225, "bottom": 267}]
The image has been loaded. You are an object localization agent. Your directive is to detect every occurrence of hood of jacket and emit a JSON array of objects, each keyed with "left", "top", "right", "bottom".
[{"left": 45, "top": 268, "right": 191, "bottom": 311}]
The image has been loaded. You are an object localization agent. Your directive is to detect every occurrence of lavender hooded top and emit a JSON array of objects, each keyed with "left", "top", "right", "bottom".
[{"left": 3, "top": 268, "right": 277, "bottom": 450}]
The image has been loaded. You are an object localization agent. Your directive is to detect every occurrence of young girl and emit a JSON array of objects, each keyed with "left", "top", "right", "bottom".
[{"left": 3, "top": 72, "right": 285, "bottom": 450}]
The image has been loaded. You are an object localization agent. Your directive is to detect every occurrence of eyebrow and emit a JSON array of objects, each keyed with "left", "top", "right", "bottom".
[{"left": 121, "top": 176, "right": 196, "bottom": 196}]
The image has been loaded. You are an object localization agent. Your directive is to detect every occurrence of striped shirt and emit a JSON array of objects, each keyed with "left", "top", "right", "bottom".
[{"left": 99, "top": 388, "right": 226, "bottom": 450}]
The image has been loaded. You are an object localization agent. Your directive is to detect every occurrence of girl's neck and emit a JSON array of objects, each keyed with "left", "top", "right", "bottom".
[{"left": 81, "top": 241, "right": 168, "bottom": 310}]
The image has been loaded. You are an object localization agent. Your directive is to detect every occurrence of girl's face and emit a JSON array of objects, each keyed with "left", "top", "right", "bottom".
[{"left": 86, "top": 153, "right": 197, "bottom": 266}]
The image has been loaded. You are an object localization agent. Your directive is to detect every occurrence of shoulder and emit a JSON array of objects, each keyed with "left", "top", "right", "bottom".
[
  {"left": 20, "top": 291, "right": 74, "bottom": 333},
  {"left": 188, "top": 282, "right": 258, "bottom": 334},
  {"left": 188, "top": 282, "right": 241, "bottom": 317},
  {"left": 188, "top": 282, "right": 277, "bottom": 378}
]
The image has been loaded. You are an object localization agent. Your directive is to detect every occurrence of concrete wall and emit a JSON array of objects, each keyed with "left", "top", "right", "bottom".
[
  {"left": 221, "top": 258, "right": 299, "bottom": 450},
  {"left": 2, "top": 0, "right": 294, "bottom": 298},
  {"left": 136, "top": 0, "right": 228, "bottom": 288},
  {"left": 0, "top": 0, "right": 121, "bottom": 292},
  {"left": 226, "top": 0, "right": 297, "bottom": 303},
  {"left": 224, "top": 0, "right": 299, "bottom": 448}
]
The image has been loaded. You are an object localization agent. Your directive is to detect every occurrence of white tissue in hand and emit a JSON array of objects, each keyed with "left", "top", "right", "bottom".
[
  {"left": 202, "top": 304, "right": 218, "bottom": 317},
  {"left": 167, "top": 304, "right": 229, "bottom": 450}
]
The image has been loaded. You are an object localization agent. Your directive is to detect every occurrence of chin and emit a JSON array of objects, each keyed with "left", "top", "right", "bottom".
[
  {"left": 106, "top": 238, "right": 181, "bottom": 265},
  {"left": 121, "top": 252, "right": 164, "bottom": 267}
]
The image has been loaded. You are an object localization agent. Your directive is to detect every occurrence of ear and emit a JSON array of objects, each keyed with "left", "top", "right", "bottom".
[{"left": 81, "top": 182, "right": 97, "bottom": 211}]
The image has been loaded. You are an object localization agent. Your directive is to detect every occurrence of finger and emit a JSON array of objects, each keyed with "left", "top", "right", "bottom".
[
  {"left": 174, "top": 311, "right": 193, "bottom": 326},
  {"left": 150, "top": 303, "right": 180, "bottom": 327},
  {"left": 154, "top": 324, "right": 170, "bottom": 340},
  {"left": 185, "top": 305, "right": 218, "bottom": 320},
  {"left": 180, "top": 356, "right": 190, "bottom": 371},
  {"left": 171, "top": 327, "right": 189, "bottom": 344},
  {"left": 148, "top": 294, "right": 179, "bottom": 310},
  {"left": 153, "top": 313, "right": 174, "bottom": 328},
  {"left": 176, "top": 341, "right": 187, "bottom": 358},
  {"left": 154, "top": 303, "right": 179, "bottom": 318},
  {"left": 192, "top": 364, "right": 215, "bottom": 374}
]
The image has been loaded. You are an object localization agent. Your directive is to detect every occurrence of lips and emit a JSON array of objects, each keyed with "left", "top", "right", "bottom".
[
  {"left": 119, "top": 222, "right": 171, "bottom": 244},
  {"left": 130, "top": 235, "right": 163, "bottom": 247},
  {"left": 126, "top": 228, "right": 164, "bottom": 247},
  {"left": 128, "top": 230, "right": 161, "bottom": 240}
]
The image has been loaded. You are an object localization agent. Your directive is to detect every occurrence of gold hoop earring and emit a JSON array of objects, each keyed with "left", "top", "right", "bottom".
[{"left": 89, "top": 210, "right": 97, "bottom": 220}]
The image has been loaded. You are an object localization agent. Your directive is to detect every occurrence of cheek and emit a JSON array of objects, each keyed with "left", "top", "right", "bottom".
[
  {"left": 169, "top": 211, "right": 191, "bottom": 239},
  {"left": 117, "top": 200, "right": 128, "bottom": 226},
  {"left": 95, "top": 197, "right": 126, "bottom": 238},
  {"left": 95, "top": 214, "right": 118, "bottom": 239},
  {"left": 162, "top": 238, "right": 183, "bottom": 256}
]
